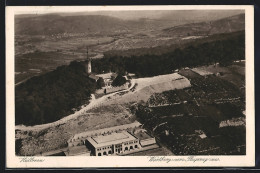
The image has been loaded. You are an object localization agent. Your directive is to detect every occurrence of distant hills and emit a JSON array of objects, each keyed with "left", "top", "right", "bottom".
[
  {"left": 104, "top": 31, "right": 245, "bottom": 58},
  {"left": 15, "top": 15, "right": 134, "bottom": 35},
  {"left": 15, "top": 13, "right": 244, "bottom": 36},
  {"left": 16, "top": 10, "right": 243, "bottom": 22},
  {"left": 162, "top": 13, "right": 245, "bottom": 36},
  {"left": 157, "top": 10, "right": 244, "bottom": 22},
  {"left": 94, "top": 31, "right": 245, "bottom": 77}
]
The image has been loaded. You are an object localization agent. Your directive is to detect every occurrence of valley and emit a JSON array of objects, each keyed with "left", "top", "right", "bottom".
[{"left": 15, "top": 13, "right": 245, "bottom": 84}]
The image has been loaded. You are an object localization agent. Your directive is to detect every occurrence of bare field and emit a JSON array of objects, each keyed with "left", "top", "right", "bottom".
[{"left": 103, "top": 73, "right": 191, "bottom": 105}]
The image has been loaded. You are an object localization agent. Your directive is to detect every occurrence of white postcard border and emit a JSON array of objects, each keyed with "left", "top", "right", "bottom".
[{"left": 6, "top": 5, "right": 255, "bottom": 168}]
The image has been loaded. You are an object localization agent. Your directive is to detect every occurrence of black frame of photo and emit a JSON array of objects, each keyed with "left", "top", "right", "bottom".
[{"left": 2, "top": 0, "right": 259, "bottom": 171}]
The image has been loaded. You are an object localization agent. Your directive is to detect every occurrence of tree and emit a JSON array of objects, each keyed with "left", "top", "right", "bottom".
[
  {"left": 15, "top": 138, "right": 22, "bottom": 155},
  {"left": 112, "top": 75, "right": 126, "bottom": 87},
  {"left": 96, "top": 77, "right": 105, "bottom": 89}
]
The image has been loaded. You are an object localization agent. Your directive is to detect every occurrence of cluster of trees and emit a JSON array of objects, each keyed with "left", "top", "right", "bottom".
[
  {"left": 96, "top": 77, "right": 105, "bottom": 89},
  {"left": 92, "top": 31, "right": 244, "bottom": 77},
  {"left": 15, "top": 61, "right": 96, "bottom": 125},
  {"left": 111, "top": 75, "right": 127, "bottom": 87}
]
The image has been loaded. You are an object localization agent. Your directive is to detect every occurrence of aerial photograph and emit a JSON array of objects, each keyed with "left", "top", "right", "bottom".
[{"left": 14, "top": 9, "right": 246, "bottom": 156}]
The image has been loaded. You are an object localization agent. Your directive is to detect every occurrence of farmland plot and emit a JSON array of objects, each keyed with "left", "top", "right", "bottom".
[{"left": 133, "top": 67, "right": 245, "bottom": 155}]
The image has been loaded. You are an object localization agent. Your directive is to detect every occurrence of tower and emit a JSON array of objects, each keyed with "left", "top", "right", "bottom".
[{"left": 85, "top": 47, "right": 91, "bottom": 74}]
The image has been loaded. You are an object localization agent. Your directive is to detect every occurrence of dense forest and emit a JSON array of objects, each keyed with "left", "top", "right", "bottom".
[
  {"left": 93, "top": 31, "right": 244, "bottom": 77},
  {"left": 15, "top": 61, "right": 96, "bottom": 125}
]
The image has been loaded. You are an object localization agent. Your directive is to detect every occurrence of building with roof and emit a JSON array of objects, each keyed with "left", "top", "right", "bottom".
[
  {"left": 82, "top": 50, "right": 133, "bottom": 92},
  {"left": 95, "top": 72, "right": 118, "bottom": 87},
  {"left": 66, "top": 121, "right": 157, "bottom": 156},
  {"left": 67, "top": 121, "right": 141, "bottom": 147},
  {"left": 88, "top": 73, "right": 99, "bottom": 82},
  {"left": 65, "top": 145, "right": 91, "bottom": 156},
  {"left": 86, "top": 131, "right": 141, "bottom": 156},
  {"left": 83, "top": 56, "right": 117, "bottom": 87},
  {"left": 133, "top": 130, "right": 156, "bottom": 147}
]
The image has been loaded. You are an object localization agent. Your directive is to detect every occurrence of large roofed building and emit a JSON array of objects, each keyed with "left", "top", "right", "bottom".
[
  {"left": 67, "top": 121, "right": 158, "bottom": 156},
  {"left": 67, "top": 121, "right": 142, "bottom": 147},
  {"left": 86, "top": 131, "right": 140, "bottom": 156}
]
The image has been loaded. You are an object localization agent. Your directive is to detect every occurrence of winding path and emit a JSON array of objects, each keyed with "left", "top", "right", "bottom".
[{"left": 15, "top": 80, "right": 136, "bottom": 131}]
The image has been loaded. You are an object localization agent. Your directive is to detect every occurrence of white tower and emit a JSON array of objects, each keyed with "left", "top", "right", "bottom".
[{"left": 86, "top": 48, "right": 91, "bottom": 74}]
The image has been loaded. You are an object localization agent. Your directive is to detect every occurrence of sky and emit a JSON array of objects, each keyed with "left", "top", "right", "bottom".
[
  {"left": 65, "top": 10, "right": 245, "bottom": 20},
  {"left": 15, "top": 6, "right": 244, "bottom": 21}
]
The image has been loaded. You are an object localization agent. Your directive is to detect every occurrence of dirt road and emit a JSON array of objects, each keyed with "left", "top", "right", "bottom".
[{"left": 15, "top": 80, "right": 136, "bottom": 131}]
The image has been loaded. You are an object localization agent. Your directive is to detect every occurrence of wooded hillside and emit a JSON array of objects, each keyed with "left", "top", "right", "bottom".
[
  {"left": 15, "top": 61, "right": 96, "bottom": 125},
  {"left": 93, "top": 31, "right": 245, "bottom": 77}
]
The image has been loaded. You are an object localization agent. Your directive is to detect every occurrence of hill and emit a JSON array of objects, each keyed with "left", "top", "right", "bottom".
[
  {"left": 15, "top": 13, "right": 244, "bottom": 36},
  {"left": 15, "top": 14, "right": 134, "bottom": 35},
  {"left": 56, "top": 10, "right": 243, "bottom": 21},
  {"left": 15, "top": 30, "right": 244, "bottom": 126},
  {"left": 93, "top": 31, "right": 245, "bottom": 77},
  {"left": 15, "top": 61, "right": 96, "bottom": 126},
  {"left": 162, "top": 13, "right": 244, "bottom": 36},
  {"left": 104, "top": 31, "right": 244, "bottom": 57}
]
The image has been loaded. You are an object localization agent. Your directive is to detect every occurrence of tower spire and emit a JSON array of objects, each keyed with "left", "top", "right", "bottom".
[
  {"left": 85, "top": 47, "right": 92, "bottom": 74},
  {"left": 87, "top": 47, "right": 89, "bottom": 60}
]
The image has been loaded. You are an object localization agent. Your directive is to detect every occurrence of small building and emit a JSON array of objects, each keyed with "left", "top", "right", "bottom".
[
  {"left": 199, "top": 134, "right": 207, "bottom": 139},
  {"left": 133, "top": 131, "right": 157, "bottom": 147},
  {"left": 89, "top": 74, "right": 99, "bottom": 82},
  {"left": 127, "top": 73, "right": 136, "bottom": 79},
  {"left": 67, "top": 121, "right": 157, "bottom": 156},
  {"left": 65, "top": 145, "right": 91, "bottom": 156},
  {"left": 96, "top": 72, "right": 118, "bottom": 87}
]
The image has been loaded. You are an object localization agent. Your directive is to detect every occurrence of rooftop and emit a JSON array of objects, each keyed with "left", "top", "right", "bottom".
[
  {"left": 93, "top": 132, "right": 129, "bottom": 144},
  {"left": 89, "top": 74, "right": 99, "bottom": 81},
  {"left": 96, "top": 72, "right": 117, "bottom": 79},
  {"left": 70, "top": 121, "right": 141, "bottom": 141},
  {"left": 128, "top": 73, "right": 135, "bottom": 76},
  {"left": 87, "top": 131, "right": 137, "bottom": 148}
]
